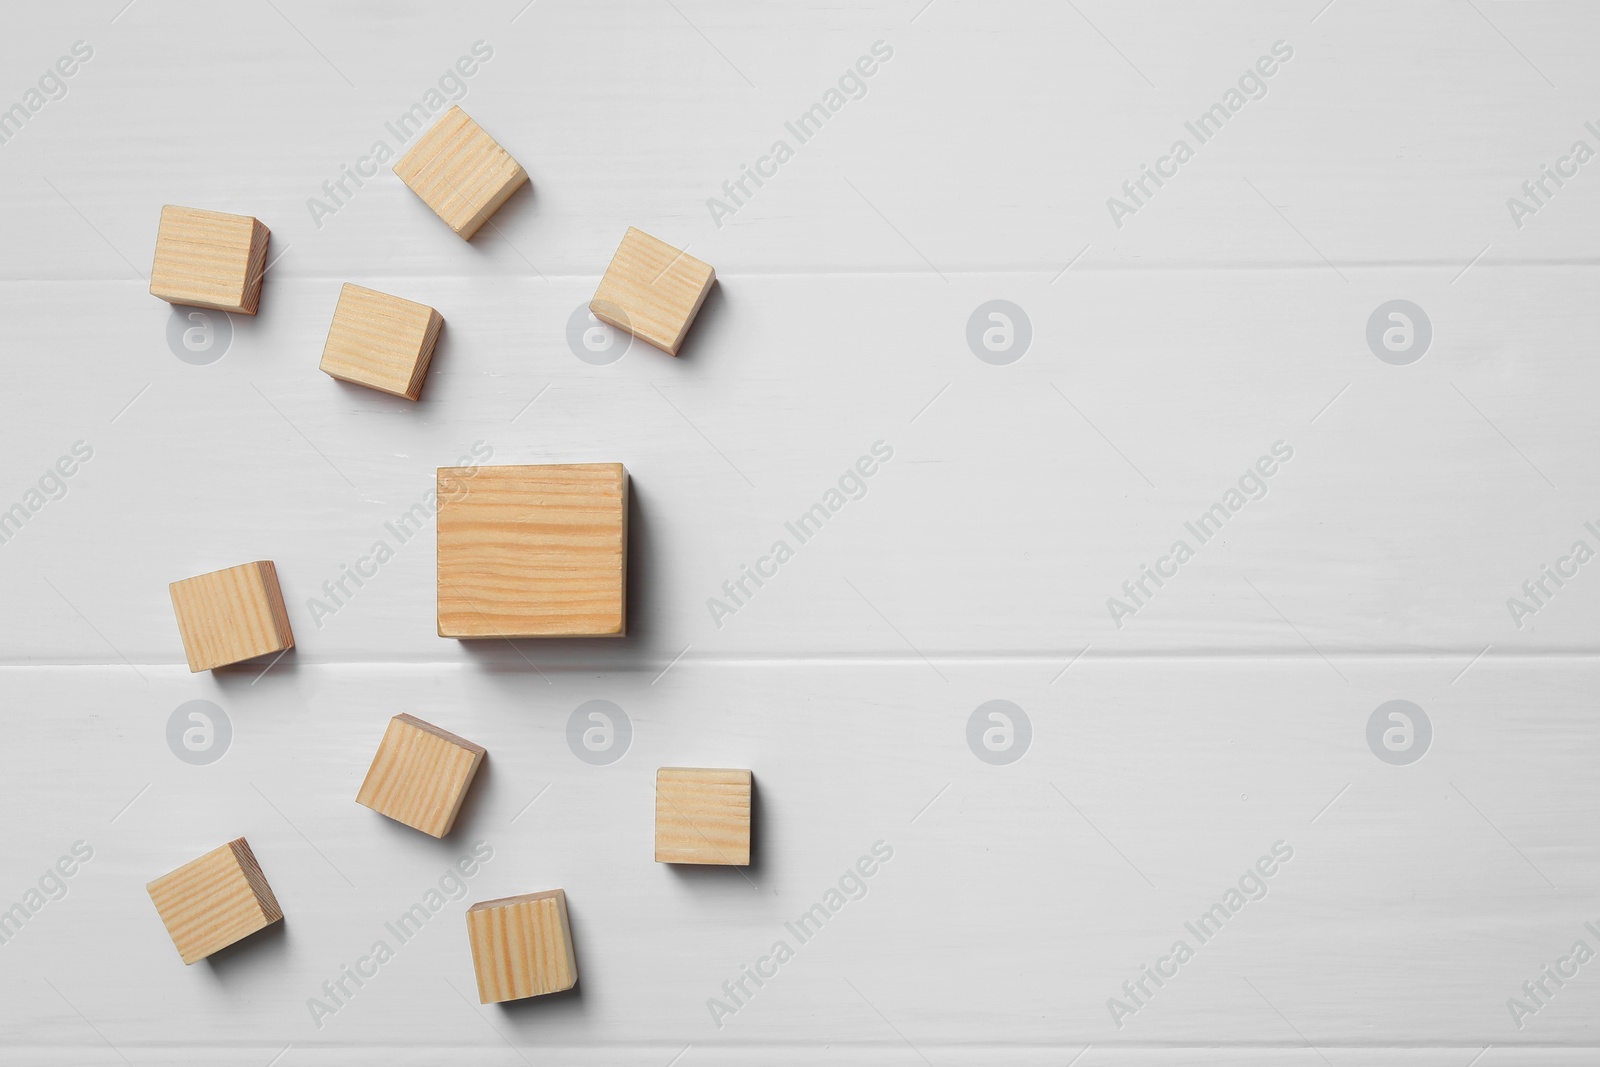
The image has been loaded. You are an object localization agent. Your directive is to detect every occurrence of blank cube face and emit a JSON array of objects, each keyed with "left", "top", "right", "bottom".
[
  {"left": 319, "top": 284, "right": 444, "bottom": 400},
  {"left": 149, "top": 205, "right": 270, "bottom": 315},
  {"left": 393, "top": 106, "right": 527, "bottom": 239},
  {"left": 356, "top": 714, "right": 485, "bottom": 838},
  {"left": 655, "top": 768, "right": 752, "bottom": 865},
  {"left": 466, "top": 889, "right": 577, "bottom": 1003},
  {"left": 436, "top": 463, "right": 628, "bottom": 639},
  {"left": 147, "top": 838, "right": 282, "bottom": 964},
  {"left": 591, "top": 227, "right": 716, "bottom": 356},
  {"left": 169, "top": 561, "right": 294, "bottom": 672}
]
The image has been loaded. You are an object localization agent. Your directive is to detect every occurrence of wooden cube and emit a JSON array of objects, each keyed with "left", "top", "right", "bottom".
[
  {"left": 319, "top": 284, "right": 444, "bottom": 400},
  {"left": 466, "top": 889, "right": 577, "bottom": 1003},
  {"left": 436, "top": 463, "right": 628, "bottom": 639},
  {"left": 147, "top": 838, "right": 283, "bottom": 964},
  {"left": 655, "top": 768, "right": 752, "bottom": 866},
  {"left": 168, "top": 561, "right": 294, "bottom": 672},
  {"left": 356, "top": 714, "right": 485, "bottom": 838},
  {"left": 393, "top": 106, "right": 527, "bottom": 239},
  {"left": 590, "top": 227, "right": 716, "bottom": 356},
  {"left": 149, "top": 205, "right": 270, "bottom": 315}
]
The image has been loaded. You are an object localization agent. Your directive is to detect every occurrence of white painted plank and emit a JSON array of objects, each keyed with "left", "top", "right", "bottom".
[
  {"left": 1, "top": 659, "right": 1595, "bottom": 1062},
  {"left": 1, "top": 265, "right": 1595, "bottom": 664}
]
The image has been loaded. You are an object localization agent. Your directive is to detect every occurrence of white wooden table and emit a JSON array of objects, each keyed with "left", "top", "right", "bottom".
[{"left": 3, "top": 1, "right": 1598, "bottom": 1062}]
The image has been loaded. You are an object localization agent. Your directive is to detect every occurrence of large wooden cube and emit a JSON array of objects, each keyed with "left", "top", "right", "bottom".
[
  {"left": 466, "top": 889, "right": 577, "bottom": 1003},
  {"left": 147, "top": 838, "right": 282, "bottom": 964},
  {"left": 590, "top": 227, "right": 716, "bottom": 356},
  {"left": 356, "top": 714, "right": 485, "bottom": 838},
  {"left": 168, "top": 561, "right": 294, "bottom": 672},
  {"left": 149, "top": 205, "right": 270, "bottom": 315},
  {"left": 654, "top": 767, "right": 752, "bottom": 866},
  {"left": 393, "top": 106, "right": 527, "bottom": 239},
  {"left": 436, "top": 463, "right": 628, "bottom": 638}
]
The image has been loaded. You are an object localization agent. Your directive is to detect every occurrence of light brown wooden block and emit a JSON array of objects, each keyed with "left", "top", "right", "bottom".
[
  {"left": 149, "top": 205, "right": 270, "bottom": 315},
  {"left": 355, "top": 714, "right": 485, "bottom": 837},
  {"left": 655, "top": 767, "right": 752, "bottom": 866},
  {"left": 436, "top": 463, "right": 628, "bottom": 639},
  {"left": 392, "top": 106, "right": 527, "bottom": 239},
  {"left": 168, "top": 561, "right": 294, "bottom": 672},
  {"left": 590, "top": 227, "right": 716, "bottom": 356},
  {"left": 147, "top": 838, "right": 282, "bottom": 964},
  {"left": 466, "top": 888, "right": 577, "bottom": 1003},
  {"left": 318, "top": 283, "right": 444, "bottom": 400}
]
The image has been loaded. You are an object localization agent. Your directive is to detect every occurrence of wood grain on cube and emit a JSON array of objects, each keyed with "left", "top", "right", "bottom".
[
  {"left": 590, "top": 227, "right": 716, "bottom": 355},
  {"left": 319, "top": 283, "right": 443, "bottom": 400},
  {"left": 147, "top": 838, "right": 282, "bottom": 965},
  {"left": 149, "top": 205, "right": 270, "bottom": 315},
  {"left": 168, "top": 561, "right": 294, "bottom": 672},
  {"left": 355, "top": 713, "right": 485, "bottom": 838},
  {"left": 436, "top": 463, "right": 628, "bottom": 638},
  {"left": 655, "top": 768, "right": 752, "bottom": 865},
  {"left": 392, "top": 106, "right": 526, "bottom": 239},
  {"left": 466, "top": 889, "right": 577, "bottom": 1003}
]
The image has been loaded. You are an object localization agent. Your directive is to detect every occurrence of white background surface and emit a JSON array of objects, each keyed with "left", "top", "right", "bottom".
[{"left": 2, "top": 0, "right": 1599, "bottom": 1063}]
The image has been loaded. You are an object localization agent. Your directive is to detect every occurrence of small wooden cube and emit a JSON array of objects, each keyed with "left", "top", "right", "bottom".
[
  {"left": 147, "top": 838, "right": 282, "bottom": 964},
  {"left": 436, "top": 463, "right": 628, "bottom": 639},
  {"left": 466, "top": 889, "right": 577, "bottom": 1003},
  {"left": 356, "top": 714, "right": 485, "bottom": 838},
  {"left": 168, "top": 561, "right": 294, "bottom": 673},
  {"left": 319, "top": 283, "right": 444, "bottom": 400},
  {"left": 590, "top": 227, "right": 716, "bottom": 356},
  {"left": 655, "top": 768, "right": 752, "bottom": 866},
  {"left": 149, "top": 205, "right": 270, "bottom": 315},
  {"left": 393, "top": 106, "right": 527, "bottom": 239}
]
